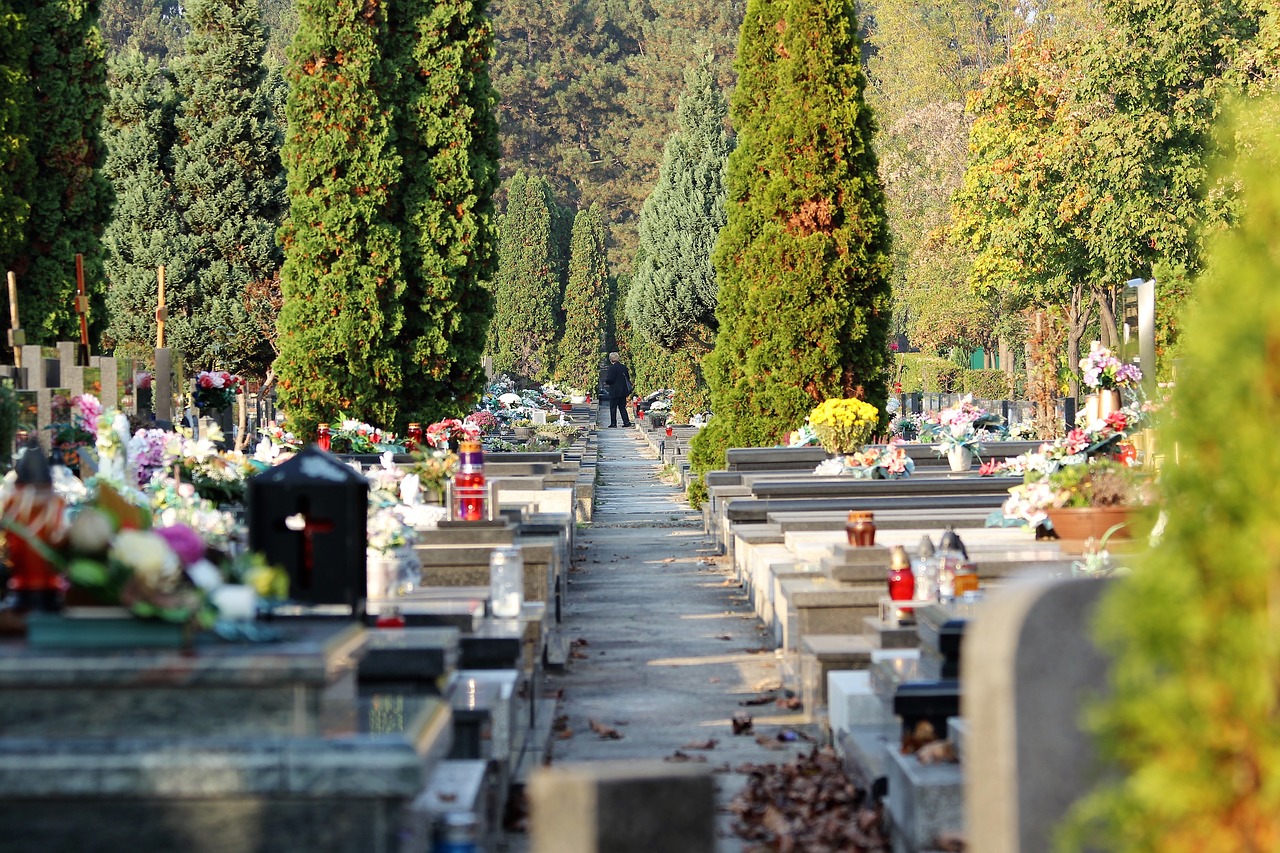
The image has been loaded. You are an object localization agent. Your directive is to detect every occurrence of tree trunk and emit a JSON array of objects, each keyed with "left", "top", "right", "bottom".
[
  {"left": 1065, "top": 282, "right": 1092, "bottom": 401},
  {"left": 1093, "top": 285, "right": 1119, "bottom": 350}
]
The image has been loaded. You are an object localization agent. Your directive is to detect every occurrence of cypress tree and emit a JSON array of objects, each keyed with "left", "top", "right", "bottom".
[
  {"left": 0, "top": 0, "right": 33, "bottom": 339},
  {"left": 556, "top": 205, "right": 608, "bottom": 393},
  {"left": 274, "top": 0, "right": 404, "bottom": 437},
  {"left": 101, "top": 51, "right": 185, "bottom": 358},
  {"left": 13, "top": 0, "right": 112, "bottom": 345},
  {"left": 171, "top": 0, "right": 284, "bottom": 377},
  {"left": 692, "top": 0, "right": 892, "bottom": 477},
  {"left": 627, "top": 59, "right": 732, "bottom": 350},
  {"left": 387, "top": 0, "right": 499, "bottom": 424},
  {"left": 487, "top": 172, "right": 561, "bottom": 380}
]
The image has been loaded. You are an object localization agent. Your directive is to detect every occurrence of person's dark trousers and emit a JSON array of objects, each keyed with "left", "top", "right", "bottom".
[{"left": 609, "top": 396, "right": 631, "bottom": 427}]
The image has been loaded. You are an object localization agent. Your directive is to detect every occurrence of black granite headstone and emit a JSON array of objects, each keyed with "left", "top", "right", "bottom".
[{"left": 248, "top": 445, "right": 369, "bottom": 611}]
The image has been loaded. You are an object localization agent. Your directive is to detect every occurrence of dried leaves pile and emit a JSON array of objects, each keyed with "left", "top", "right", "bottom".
[{"left": 728, "top": 747, "right": 889, "bottom": 853}]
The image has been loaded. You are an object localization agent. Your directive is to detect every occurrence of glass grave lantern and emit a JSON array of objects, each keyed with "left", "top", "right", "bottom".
[{"left": 248, "top": 445, "right": 369, "bottom": 611}]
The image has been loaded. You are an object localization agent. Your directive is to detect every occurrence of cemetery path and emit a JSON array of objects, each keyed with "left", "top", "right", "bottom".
[{"left": 510, "top": 416, "right": 815, "bottom": 850}]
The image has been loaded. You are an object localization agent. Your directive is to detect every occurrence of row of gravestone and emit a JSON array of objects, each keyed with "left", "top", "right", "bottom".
[
  {"left": 1, "top": 436, "right": 592, "bottom": 852},
  {"left": 696, "top": 444, "right": 1089, "bottom": 852}
]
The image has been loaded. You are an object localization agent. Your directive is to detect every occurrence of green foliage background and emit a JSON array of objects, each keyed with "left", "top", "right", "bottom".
[{"left": 9, "top": 0, "right": 112, "bottom": 347}]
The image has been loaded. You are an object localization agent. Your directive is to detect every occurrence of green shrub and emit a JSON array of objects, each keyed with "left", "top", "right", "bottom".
[
  {"left": 1058, "top": 100, "right": 1280, "bottom": 851},
  {"left": 962, "top": 368, "right": 1016, "bottom": 400},
  {"left": 919, "top": 357, "right": 961, "bottom": 393}
]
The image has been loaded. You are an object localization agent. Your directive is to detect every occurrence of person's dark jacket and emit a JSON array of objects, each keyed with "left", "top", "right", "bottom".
[{"left": 604, "top": 362, "right": 631, "bottom": 398}]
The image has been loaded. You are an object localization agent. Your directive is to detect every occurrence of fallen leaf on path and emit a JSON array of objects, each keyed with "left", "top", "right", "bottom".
[
  {"left": 664, "top": 750, "right": 707, "bottom": 763},
  {"left": 571, "top": 637, "right": 589, "bottom": 647},
  {"left": 708, "top": 677, "right": 721, "bottom": 684},
  {"left": 739, "top": 694, "right": 776, "bottom": 707},
  {"left": 682, "top": 738, "right": 719, "bottom": 750},
  {"left": 716, "top": 634, "right": 733, "bottom": 641},
  {"left": 660, "top": 557, "right": 676, "bottom": 563},
  {"left": 588, "top": 719, "right": 623, "bottom": 740},
  {"left": 732, "top": 712, "right": 754, "bottom": 736},
  {"left": 776, "top": 696, "right": 803, "bottom": 711},
  {"left": 555, "top": 728, "right": 574, "bottom": 740},
  {"left": 934, "top": 832, "right": 967, "bottom": 851}
]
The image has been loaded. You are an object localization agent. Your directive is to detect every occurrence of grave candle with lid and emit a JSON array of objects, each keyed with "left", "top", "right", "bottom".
[
  {"left": 405, "top": 423, "right": 423, "bottom": 453},
  {"left": 452, "top": 440, "right": 486, "bottom": 521},
  {"left": 887, "top": 544, "right": 915, "bottom": 601},
  {"left": 845, "top": 511, "right": 876, "bottom": 547},
  {"left": 316, "top": 423, "right": 331, "bottom": 451}
]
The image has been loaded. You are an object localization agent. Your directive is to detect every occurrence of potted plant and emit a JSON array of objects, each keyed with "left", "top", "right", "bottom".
[
  {"left": 994, "top": 412, "right": 1149, "bottom": 551},
  {"left": 511, "top": 419, "right": 535, "bottom": 440}
]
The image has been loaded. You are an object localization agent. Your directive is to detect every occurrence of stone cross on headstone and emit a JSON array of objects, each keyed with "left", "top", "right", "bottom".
[
  {"left": 73, "top": 253, "right": 90, "bottom": 367},
  {"left": 7, "top": 270, "right": 24, "bottom": 371},
  {"left": 280, "top": 500, "right": 335, "bottom": 594}
]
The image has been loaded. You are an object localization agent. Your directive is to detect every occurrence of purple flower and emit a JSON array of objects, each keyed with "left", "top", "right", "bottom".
[{"left": 154, "top": 523, "right": 206, "bottom": 567}]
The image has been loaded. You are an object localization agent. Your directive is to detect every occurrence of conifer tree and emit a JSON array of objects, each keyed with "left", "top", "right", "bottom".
[
  {"left": 556, "top": 205, "right": 608, "bottom": 393},
  {"left": 627, "top": 60, "right": 732, "bottom": 350},
  {"left": 171, "top": 0, "right": 283, "bottom": 377},
  {"left": 0, "top": 0, "right": 33, "bottom": 327},
  {"left": 101, "top": 51, "right": 184, "bottom": 357},
  {"left": 487, "top": 172, "right": 562, "bottom": 380},
  {"left": 12, "top": 0, "right": 112, "bottom": 344},
  {"left": 691, "top": 0, "right": 892, "bottom": 481},
  {"left": 274, "top": 0, "right": 404, "bottom": 436},
  {"left": 388, "top": 0, "right": 499, "bottom": 423}
]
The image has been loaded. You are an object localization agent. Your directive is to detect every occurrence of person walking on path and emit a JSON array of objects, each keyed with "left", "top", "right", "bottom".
[{"left": 603, "top": 351, "right": 633, "bottom": 428}]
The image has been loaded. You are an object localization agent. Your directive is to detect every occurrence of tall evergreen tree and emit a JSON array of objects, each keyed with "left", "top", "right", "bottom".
[
  {"left": 387, "top": 0, "right": 500, "bottom": 424},
  {"left": 275, "top": 0, "right": 404, "bottom": 436},
  {"left": 556, "top": 205, "right": 608, "bottom": 393},
  {"left": 627, "top": 59, "right": 732, "bottom": 351},
  {"left": 101, "top": 51, "right": 185, "bottom": 358},
  {"left": 0, "top": 0, "right": 33, "bottom": 336},
  {"left": 691, "top": 0, "right": 893, "bottom": 480},
  {"left": 486, "top": 172, "right": 562, "bottom": 380},
  {"left": 98, "top": 0, "right": 185, "bottom": 62},
  {"left": 171, "top": 0, "right": 283, "bottom": 377},
  {"left": 12, "top": 0, "right": 112, "bottom": 345}
]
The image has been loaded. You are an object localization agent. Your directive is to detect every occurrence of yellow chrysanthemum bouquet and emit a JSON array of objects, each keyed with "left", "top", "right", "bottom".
[{"left": 806, "top": 398, "right": 879, "bottom": 454}]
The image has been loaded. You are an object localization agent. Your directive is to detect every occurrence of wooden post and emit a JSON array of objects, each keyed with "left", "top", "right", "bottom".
[
  {"left": 74, "top": 254, "right": 90, "bottom": 366},
  {"left": 7, "top": 271, "right": 23, "bottom": 370},
  {"left": 155, "top": 265, "right": 167, "bottom": 349}
]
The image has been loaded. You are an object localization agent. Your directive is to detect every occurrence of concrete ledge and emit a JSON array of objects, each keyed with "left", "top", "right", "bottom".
[{"left": 529, "top": 761, "right": 715, "bottom": 853}]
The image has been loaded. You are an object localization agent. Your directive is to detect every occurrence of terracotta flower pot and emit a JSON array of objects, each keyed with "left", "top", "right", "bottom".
[{"left": 1045, "top": 506, "right": 1134, "bottom": 544}]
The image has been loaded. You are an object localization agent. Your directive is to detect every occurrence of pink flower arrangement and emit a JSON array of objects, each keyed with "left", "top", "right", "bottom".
[
  {"left": 1079, "top": 342, "right": 1142, "bottom": 391},
  {"left": 425, "top": 418, "right": 482, "bottom": 449},
  {"left": 193, "top": 371, "right": 246, "bottom": 412},
  {"left": 465, "top": 410, "right": 498, "bottom": 433}
]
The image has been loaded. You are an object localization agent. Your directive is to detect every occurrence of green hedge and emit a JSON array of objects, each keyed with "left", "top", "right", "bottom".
[
  {"left": 897, "top": 355, "right": 1019, "bottom": 398},
  {"left": 963, "top": 368, "right": 1017, "bottom": 400}
]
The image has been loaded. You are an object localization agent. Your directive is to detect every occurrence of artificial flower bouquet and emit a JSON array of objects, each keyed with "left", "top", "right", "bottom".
[
  {"left": 3, "top": 478, "right": 287, "bottom": 628},
  {"left": 464, "top": 410, "right": 499, "bottom": 434},
  {"left": 330, "top": 417, "right": 399, "bottom": 454},
  {"left": 45, "top": 393, "right": 102, "bottom": 471},
  {"left": 1079, "top": 342, "right": 1142, "bottom": 391},
  {"left": 193, "top": 371, "right": 246, "bottom": 413},
  {"left": 807, "top": 398, "right": 880, "bottom": 454},
  {"left": 424, "top": 418, "right": 482, "bottom": 450},
  {"left": 815, "top": 441, "right": 915, "bottom": 479},
  {"left": 921, "top": 395, "right": 1005, "bottom": 454}
]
